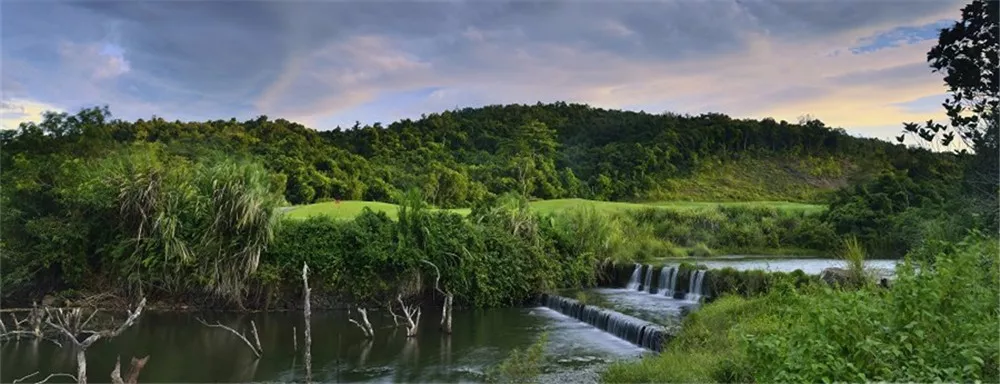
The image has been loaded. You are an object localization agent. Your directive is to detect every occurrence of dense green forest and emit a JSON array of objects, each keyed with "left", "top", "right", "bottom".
[{"left": 1, "top": 101, "right": 957, "bottom": 208}]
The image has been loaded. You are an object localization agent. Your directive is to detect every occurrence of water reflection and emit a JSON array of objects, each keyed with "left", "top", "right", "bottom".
[{"left": 1, "top": 308, "right": 644, "bottom": 383}]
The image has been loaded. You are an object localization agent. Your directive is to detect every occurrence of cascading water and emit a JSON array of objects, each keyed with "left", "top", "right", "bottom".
[
  {"left": 540, "top": 294, "right": 665, "bottom": 352},
  {"left": 625, "top": 263, "right": 642, "bottom": 290},
  {"left": 643, "top": 264, "right": 655, "bottom": 293},
  {"left": 659, "top": 266, "right": 678, "bottom": 298},
  {"left": 684, "top": 270, "right": 707, "bottom": 302}
]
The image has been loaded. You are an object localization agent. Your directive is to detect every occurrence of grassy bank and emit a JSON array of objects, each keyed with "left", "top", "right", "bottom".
[
  {"left": 602, "top": 234, "right": 1000, "bottom": 383},
  {"left": 284, "top": 198, "right": 825, "bottom": 220}
]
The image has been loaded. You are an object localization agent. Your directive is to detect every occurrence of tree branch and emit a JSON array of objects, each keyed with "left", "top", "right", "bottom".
[
  {"left": 12, "top": 372, "right": 78, "bottom": 384},
  {"left": 195, "top": 318, "right": 262, "bottom": 357}
]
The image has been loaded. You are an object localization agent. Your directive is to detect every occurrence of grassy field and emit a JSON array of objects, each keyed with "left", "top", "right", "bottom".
[{"left": 283, "top": 198, "right": 826, "bottom": 220}]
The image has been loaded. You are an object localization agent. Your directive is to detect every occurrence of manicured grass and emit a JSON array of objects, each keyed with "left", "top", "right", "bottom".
[
  {"left": 284, "top": 200, "right": 470, "bottom": 220},
  {"left": 283, "top": 198, "right": 826, "bottom": 220}
]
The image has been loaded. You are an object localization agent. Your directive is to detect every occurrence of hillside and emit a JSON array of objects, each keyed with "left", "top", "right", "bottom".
[{"left": 1, "top": 102, "right": 952, "bottom": 208}]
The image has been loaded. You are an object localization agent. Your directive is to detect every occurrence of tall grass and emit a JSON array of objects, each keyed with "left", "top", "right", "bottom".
[
  {"left": 546, "top": 205, "right": 837, "bottom": 264},
  {"left": 840, "top": 235, "right": 870, "bottom": 287}
]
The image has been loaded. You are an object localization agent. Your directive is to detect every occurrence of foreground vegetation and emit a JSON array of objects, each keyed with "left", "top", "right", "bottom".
[{"left": 602, "top": 234, "right": 1000, "bottom": 383}]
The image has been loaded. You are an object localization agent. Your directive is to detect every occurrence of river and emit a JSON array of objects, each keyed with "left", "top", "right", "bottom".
[{"left": 1, "top": 307, "right": 646, "bottom": 383}]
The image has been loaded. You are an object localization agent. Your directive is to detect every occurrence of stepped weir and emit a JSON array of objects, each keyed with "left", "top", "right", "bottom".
[
  {"left": 540, "top": 294, "right": 666, "bottom": 352},
  {"left": 659, "top": 266, "right": 679, "bottom": 298}
]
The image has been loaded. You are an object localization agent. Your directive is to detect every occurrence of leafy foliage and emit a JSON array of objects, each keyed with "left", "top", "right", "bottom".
[{"left": 1, "top": 144, "right": 283, "bottom": 306}]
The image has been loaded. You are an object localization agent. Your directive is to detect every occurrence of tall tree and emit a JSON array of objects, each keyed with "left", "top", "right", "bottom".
[
  {"left": 901, "top": 0, "right": 998, "bottom": 158},
  {"left": 900, "top": 0, "right": 998, "bottom": 226},
  {"left": 498, "top": 120, "right": 559, "bottom": 197}
]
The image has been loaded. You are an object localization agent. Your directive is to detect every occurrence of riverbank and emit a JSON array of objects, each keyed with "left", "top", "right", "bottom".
[{"left": 4, "top": 191, "right": 842, "bottom": 310}]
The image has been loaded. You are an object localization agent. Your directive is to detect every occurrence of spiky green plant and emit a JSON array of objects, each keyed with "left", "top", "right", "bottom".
[
  {"left": 840, "top": 235, "right": 870, "bottom": 287},
  {"left": 196, "top": 159, "right": 283, "bottom": 303}
]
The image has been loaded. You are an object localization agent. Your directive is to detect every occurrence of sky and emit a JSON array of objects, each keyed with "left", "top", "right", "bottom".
[{"left": 0, "top": 0, "right": 965, "bottom": 142}]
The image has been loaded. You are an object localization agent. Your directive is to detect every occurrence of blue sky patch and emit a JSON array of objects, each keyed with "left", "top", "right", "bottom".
[{"left": 851, "top": 20, "right": 952, "bottom": 54}]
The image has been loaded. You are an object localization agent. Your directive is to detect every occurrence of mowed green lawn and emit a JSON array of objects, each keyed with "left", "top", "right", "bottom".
[{"left": 282, "top": 198, "right": 825, "bottom": 220}]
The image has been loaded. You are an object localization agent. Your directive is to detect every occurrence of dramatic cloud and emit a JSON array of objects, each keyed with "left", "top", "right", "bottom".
[{"left": 1, "top": 0, "right": 965, "bottom": 142}]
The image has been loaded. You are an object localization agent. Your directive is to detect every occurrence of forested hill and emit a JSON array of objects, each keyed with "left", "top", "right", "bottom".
[{"left": 2, "top": 102, "right": 952, "bottom": 207}]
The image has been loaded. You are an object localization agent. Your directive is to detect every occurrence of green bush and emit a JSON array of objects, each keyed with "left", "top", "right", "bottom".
[{"left": 261, "top": 192, "right": 603, "bottom": 308}]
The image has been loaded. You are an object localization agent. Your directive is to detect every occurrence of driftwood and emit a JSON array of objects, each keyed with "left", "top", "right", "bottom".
[
  {"left": 302, "top": 263, "right": 313, "bottom": 383},
  {"left": 12, "top": 372, "right": 79, "bottom": 384},
  {"left": 195, "top": 318, "right": 262, "bottom": 357},
  {"left": 0, "top": 305, "right": 53, "bottom": 344},
  {"left": 348, "top": 307, "right": 375, "bottom": 338}
]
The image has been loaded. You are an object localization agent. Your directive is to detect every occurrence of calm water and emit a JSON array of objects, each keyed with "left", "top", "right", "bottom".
[
  {"left": 0, "top": 307, "right": 645, "bottom": 383},
  {"left": 669, "top": 257, "right": 899, "bottom": 275}
]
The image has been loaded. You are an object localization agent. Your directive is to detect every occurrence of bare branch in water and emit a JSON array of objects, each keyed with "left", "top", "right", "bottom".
[{"left": 195, "top": 318, "right": 262, "bottom": 358}]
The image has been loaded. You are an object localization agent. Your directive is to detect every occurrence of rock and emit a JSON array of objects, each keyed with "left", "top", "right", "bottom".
[
  {"left": 879, "top": 277, "right": 891, "bottom": 288},
  {"left": 820, "top": 267, "right": 851, "bottom": 286}
]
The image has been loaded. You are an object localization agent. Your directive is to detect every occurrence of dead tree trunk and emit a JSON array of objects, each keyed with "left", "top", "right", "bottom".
[
  {"left": 46, "top": 298, "right": 147, "bottom": 384},
  {"left": 111, "top": 356, "right": 149, "bottom": 384},
  {"left": 302, "top": 263, "right": 313, "bottom": 383},
  {"left": 396, "top": 295, "right": 421, "bottom": 337},
  {"left": 420, "top": 260, "right": 452, "bottom": 334},
  {"left": 441, "top": 294, "right": 453, "bottom": 334}
]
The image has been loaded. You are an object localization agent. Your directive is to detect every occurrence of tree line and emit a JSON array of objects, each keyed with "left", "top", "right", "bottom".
[{"left": 1, "top": 102, "right": 954, "bottom": 208}]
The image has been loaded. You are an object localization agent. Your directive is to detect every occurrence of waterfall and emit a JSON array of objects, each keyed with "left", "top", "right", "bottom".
[
  {"left": 659, "top": 266, "right": 678, "bottom": 298},
  {"left": 541, "top": 294, "right": 665, "bottom": 352},
  {"left": 684, "top": 270, "right": 706, "bottom": 302},
  {"left": 643, "top": 264, "right": 655, "bottom": 293},
  {"left": 625, "top": 263, "right": 641, "bottom": 290}
]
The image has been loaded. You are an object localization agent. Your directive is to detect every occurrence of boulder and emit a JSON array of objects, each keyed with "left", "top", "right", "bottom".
[{"left": 820, "top": 267, "right": 851, "bottom": 286}]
